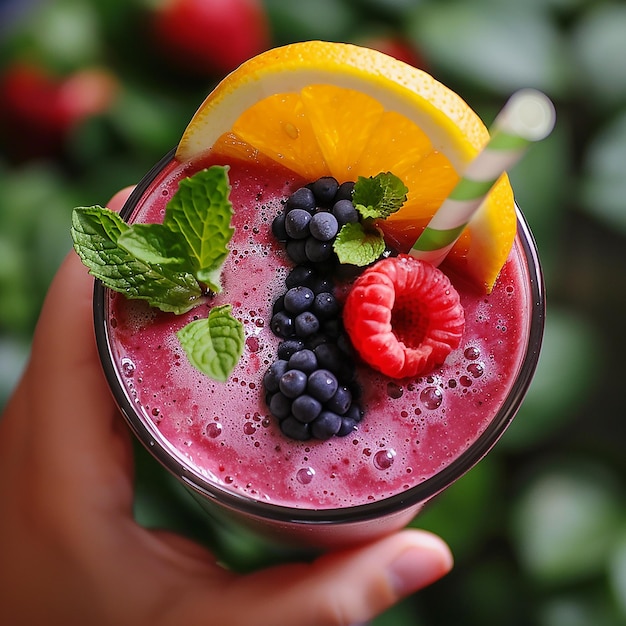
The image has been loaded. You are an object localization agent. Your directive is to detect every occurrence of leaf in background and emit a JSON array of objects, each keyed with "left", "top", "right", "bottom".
[
  {"left": 539, "top": 593, "right": 623, "bottom": 626},
  {"left": 411, "top": 457, "right": 502, "bottom": 559},
  {"left": 5, "top": 0, "right": 102, "bottom": 72},
  {"left": 571, "top": 4, "right": 626, "bottom": 110},
  {"left": 580, "top": 111, "right": 626, "bottom": 234},
  {"left": 263, "top": 0, "right": 357, "bottom": 44},
  {"left": 407, "top": 2, "right": 571, "bottom": 95},
  {"left": 164, "top": 166, "right": 234, "bottom": 292},
  {"left": 511, "top": 461, "right": 624, "bottom": 585},
  {"left": 500, "top": 308, "right": 603, "bottom": 450},
  {"left": 608, "top": 531, "right": 626, "bottom": 617},
  {"left": 507, "top": 118, "right": 570, "bottom": 265}
]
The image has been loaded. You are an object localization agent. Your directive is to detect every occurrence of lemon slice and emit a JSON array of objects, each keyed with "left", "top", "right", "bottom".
[{"left": 176, "top": 40, "right": 516, "bottom": 292}]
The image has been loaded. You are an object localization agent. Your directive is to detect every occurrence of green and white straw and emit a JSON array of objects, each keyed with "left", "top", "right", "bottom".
[{"left": 409, "top": 88, "right": 556, "bottom": 267}]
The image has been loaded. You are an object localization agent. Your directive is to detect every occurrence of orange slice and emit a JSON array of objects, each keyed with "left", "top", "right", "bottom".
[{"left": 175, "top": 40, "right": 516, "bottom": 292}]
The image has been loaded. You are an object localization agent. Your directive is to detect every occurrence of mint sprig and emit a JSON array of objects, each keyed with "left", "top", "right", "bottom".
[
  {"left": 71, "top": 206, "right": 204, "bottom": 313},
  {"left": 165, "top": 168, "right": 234, "bottom": 291},
  {"left": 334, "top": 222, "right": 386, "bottom": 267},
  {"left": 333, "top": 171, "right": 408, "bottom": 266},
  {"left": 71, "top": 165, "right": 244, "bottom": 382},
  {"left": 352, "top": 171, "right": 408, "bottom": 219},
  {"left": 176, "top": 305, "right": 244, "bottom": 382}
]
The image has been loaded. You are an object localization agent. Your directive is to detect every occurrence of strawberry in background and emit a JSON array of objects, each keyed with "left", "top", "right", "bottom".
[
  {"left": 360, "top": 35, "right": 427, "bottom": 70},
  {"left": 0, "top": 62, "right": 118, "bottom": 162},
  {"left": 150, "top": 0, "right": 271, "bottom": 77}
]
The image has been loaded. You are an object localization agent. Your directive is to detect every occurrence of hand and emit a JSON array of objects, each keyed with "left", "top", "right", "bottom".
[{"left": 0, "top": 188, "right": 453, "bottom": 626}]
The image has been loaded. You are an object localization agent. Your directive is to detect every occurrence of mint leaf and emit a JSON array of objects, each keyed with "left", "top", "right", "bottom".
[
  {"left": 334, "top": 222, "right": 386, "bottom": 267},
  {"left": 71, "top": 206, "right": 204, "bottom": 314},
  {"left": 177, "top": 305, "right": 244, "bottom": 382},
  {"left": 118, "top": 224, "right": 191, "bottom": 270},
  {"left": 164, "top": 166, "right": 234, "bottom": 293},
  {"left": 352, "top": 172, "right": 408, "bottom": 220}
]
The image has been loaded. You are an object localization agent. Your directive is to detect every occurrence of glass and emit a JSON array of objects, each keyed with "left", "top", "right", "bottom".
[{"left": 94, "top": 148, "right": 545, "bottom": 571}]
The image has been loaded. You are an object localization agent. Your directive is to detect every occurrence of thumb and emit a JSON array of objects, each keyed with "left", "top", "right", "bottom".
[
  {"left": 107, "top": 185, "right": 135, "bottom": 212},
  {"left": 217, "top": 529, "right": 452, "bottom": 626}
]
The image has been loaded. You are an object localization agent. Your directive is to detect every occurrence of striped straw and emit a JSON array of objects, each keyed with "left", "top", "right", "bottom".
[{"left": 409, "top": 88, "right": 556, "bottom": 266}]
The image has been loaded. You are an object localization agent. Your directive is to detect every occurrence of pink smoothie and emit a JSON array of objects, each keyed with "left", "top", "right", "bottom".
[{"left": 105, "top": 153, "right": 531, "bottom": 511}]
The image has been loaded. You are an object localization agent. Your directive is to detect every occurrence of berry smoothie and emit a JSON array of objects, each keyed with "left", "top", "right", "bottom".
[{"left": 96, "top": 148, "right": 543, "bottom": 554}]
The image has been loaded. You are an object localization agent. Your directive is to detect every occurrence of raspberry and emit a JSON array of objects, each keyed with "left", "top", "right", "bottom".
[{"left": 343, "top": 254, "right": 465, "bottom": 378}]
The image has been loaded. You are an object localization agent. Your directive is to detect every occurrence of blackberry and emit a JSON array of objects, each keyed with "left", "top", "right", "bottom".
[
  {"left": 283, "top": 286, "right": 314, "bottom": 314},
  {"left": 279, "top": 369, "right": 308, "bottom": 398},
  {"left": 286, "top": 265, "right": 317, "bottom": 289},
  {"left": 263, "top": 355, "right": 363, "bottom": 441},
  {"left": 309, "top": 212, "right": 339, "bottom": 241},
  {"left": 285, "top": 186, "right": 316, "bottom": 212},
  {"left": 335, "top": 180, "right": 355, "bottom": 202},
  {"left": 294, "top": 311, "right": 320, "bottom": 337},
  {"left": 291, "top": 394, "right": 322, "bottom": 423},
  {"left": 284, "top": 208, "right": 311, "bottom": 239},
  {"left": 304, "top": 237, "right": 334, "bottom": 264},
  {"left": 270, "top": 310, "right": 294, "bottom": 338},
  {"left": 277, "top": 339, "right": 305, "bottom": 360},
  {"left": 285, "top": 239, "right": 308, "bottom": 265},
  {"left": 288, "top": 348, "right": 318, "bottom": 374},
  {"left": 263, "top": 176, "right": 367, "bottom": 441},
  {"left": 332, "top": 199, "right": 359, "bottom": 227},
  {"left": 311, "top": 176, "right": 339, "bottom": 206},
  {"left": 313, "top": 292, "right": 339, "bottom": 320},
  {"left": 311, "top": 411, "right": 342, "bottom": 439}
]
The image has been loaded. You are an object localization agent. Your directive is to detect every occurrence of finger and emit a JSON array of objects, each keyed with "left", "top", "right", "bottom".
[
  {"left": 108, "top": 185, "right": 135, "bottom": 212},
  {"left": 183, "top": 529, "right": 452, "bottom": 626},
  {"left": 27, "top": 185, "right": 134, "bottom": 446},
  {"left": 14, "top": 187, "right": 136, "bottom": 497}
]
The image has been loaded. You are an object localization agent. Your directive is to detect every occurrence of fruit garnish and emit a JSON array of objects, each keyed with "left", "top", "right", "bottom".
[
  {"left": 264, "top": 178, "right": 364, "bottom": 441},
  {"left": 343, "top": 254, "right": 465, "bottom": 379},
  {"left": 71, "top": 166, "right": 244, "bottom": 381},
  {"left": 175, "top": 40, "right": 516, "bottom": 291},
  {"left": 334, "top": 172, "right": 408, "bottom": 267}
]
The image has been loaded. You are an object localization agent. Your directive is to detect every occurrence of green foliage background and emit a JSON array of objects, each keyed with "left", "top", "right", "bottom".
[{"left": 1, "top": 0, "right": 625, "bottom": 624}]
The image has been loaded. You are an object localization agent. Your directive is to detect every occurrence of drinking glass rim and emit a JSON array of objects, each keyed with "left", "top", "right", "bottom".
[{"left": 93, "top": 148, "right": 545, "bottom": 526}]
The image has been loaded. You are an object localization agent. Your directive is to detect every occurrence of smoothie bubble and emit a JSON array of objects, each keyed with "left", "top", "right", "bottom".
[
  {"left": 374, "top": 448, "right": 396, "bottom": 471},
  {"left": 296, "top": 467, "right": 316, "bottom": 485},
  {"left": 420, "top": 386, "right": 443, "bottom": 410},
  {"left": 205, "top": 422, "right": 223, "bottom": 439}
]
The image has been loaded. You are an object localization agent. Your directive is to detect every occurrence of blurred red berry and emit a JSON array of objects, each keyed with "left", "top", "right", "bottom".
[
  {"left": 151, "top": 0, "right": 271, "bottom": 76},
  {"left": 0, "top": 63, "right": 118, "bottom": 162},
  {"left": 361, "top": 36, "right": 427, "bottom": 70}
]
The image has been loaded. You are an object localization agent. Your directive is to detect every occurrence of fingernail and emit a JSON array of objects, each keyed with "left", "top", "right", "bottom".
[{"left": 387, "top": 541, "right": 453, "bottom": 597}]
